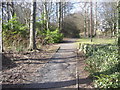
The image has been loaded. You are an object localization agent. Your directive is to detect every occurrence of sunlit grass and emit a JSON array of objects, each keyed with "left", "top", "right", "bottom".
[{"left": 77, "top": 38, "right": 116, "bottom": 44}]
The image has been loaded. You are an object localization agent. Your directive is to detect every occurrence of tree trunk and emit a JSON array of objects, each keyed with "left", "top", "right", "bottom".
[
  {"left": 113, "top": 10, "right": 116, "bottom": 36},
  {"left": 84, "top": 7, "right": 87, "bottom": 37},
  {"left": 61, "top": 2, "right": 64, "bottom": 31},
  {"left": 86, "top": 7, "right": 90, "bottom": 38},
  {"left": 7, "top": 2, "right": 10, "bottom": 22},
  {"left": 29, "top": 0, "right": 37, "bottom": 50},
  {"left": 56, "top": 2, "right": 58, "bottom": 22},
  {"left": 90, "top": 2, "right": 93, "bottom": 42},
  {"left": 63, "top": 2, "right": 66, "bottom": 32},
  {"left": 110, "top": 26, "right": 113, "bottom": 38},
  {"left": 0, "top": 2, "right": 2, "bottom": 52},
  {"left": 43, "top": 2, "right": 46, "bottom": 30},
  {"left": 118, "top": 1, "right": 120, "bottom": 56},
  {"left": 0, "top": 2, "right": 2, "bottom": 71},
  {"left": 58, "top": 2, "right": 62, "bottom": 32},
  {"left": 11, "top": 1, "right": 14, "bottom": 17},
  {"left": 43, "top": 2, "right": 49, "bottom": 30},
  {"left": 94, "top": 2, "right": 97, "bottom": 36}
]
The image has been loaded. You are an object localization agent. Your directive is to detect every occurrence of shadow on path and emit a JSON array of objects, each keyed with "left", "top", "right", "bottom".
[
  {"left": 2, "top": 54, "right": 17, "bottom": 70},
  {"left": 61, "top": 38, "right": 78, "bottom": 43},
  {"left": 2, "top": 77, "right": 92, "bottom": 89}
]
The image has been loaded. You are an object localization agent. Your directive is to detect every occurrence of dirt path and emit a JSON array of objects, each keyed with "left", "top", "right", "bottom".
[
  {"left": 3, "top": 38, "right": 93, "bottom": 89},
  {"left": 22, "top": 38, "right": 78, "bottom": 88}
]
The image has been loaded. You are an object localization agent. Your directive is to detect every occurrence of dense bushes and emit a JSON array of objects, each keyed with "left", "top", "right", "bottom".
[
  {"left": 45, "top": 29, "right": 63, "bottom": 44},
  {"left": 36, "top": 28, "right": 63, "bottom": 44},
  {"left": 2, "top": 15, "right": 29, "bottom": 50},
  {"left": 80, "top": 44, "right": 120, "bottom": 88},
  {"left": 36, "top": 21, "right": 63, "bottom": 44},
  {"left": 94, "top": 72, "right": 119, "bottom": 88},
  {"left": 2, "top": 15, "right": 63, "bottom": 51}
]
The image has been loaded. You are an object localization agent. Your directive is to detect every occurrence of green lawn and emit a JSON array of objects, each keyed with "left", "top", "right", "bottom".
[{"left": 77, "top": 38, "right": 116, "bottom": 44}]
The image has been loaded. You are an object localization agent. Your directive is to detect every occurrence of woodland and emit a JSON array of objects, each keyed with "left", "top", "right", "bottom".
[{"left": 0, "top": 0, "right": 120, "bottom": 89}]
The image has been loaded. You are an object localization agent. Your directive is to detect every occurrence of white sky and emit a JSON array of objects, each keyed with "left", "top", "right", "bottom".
[{"left": 1, "top": 0, "right": 119, "bottom": 2}]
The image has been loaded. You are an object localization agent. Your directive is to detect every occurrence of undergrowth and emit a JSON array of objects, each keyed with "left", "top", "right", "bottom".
[
  {"left": 82, "top": 44, "right": 120, "bottom": 88},
  {"left": 2, "top": 15, "right": 63, "bottom": 51}
]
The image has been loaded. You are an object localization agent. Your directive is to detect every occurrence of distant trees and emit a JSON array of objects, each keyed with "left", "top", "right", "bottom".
[
  {"left": 79, "top": 2, "right": 88, "bottom": 37},
  {"left": 62, "top": 13, "right": 84, "bottom": 38},
  {"left": 2, "top": 2, "right": 11, "bottom": 22},
  {"left": 79, "top": 2, "right": 97, "bottom": 39},
  {"left": 79, "top": 2, "right": 117, "bottom": 39},
  {"left": 56, "top": 2, "right": 72, "bottom": 32},
  {"left": 2, "top": 1, "right": 74, "bottom": 50},
  {"left": 78, "top": 2, "right": 92, "bottom": 39},
  {"left": 98, "top": 2, "right": 117, "bottom": 37},
  {"left": 2, "top": 1, "right": 118, "bottom": 51}
]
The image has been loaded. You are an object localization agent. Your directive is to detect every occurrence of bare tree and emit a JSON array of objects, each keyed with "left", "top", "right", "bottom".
[
  {"left": 86, "top": 4, "right": 90, "bottom": 38},
  {"left": 7, "top": 2, "right": 10, "bottom": 22},
  {"left": 79, "top": 2, "right": 91, "bottom": 38},
  {"left": 99, "top": 2, "right": 117, "bottom": 37},
  {"left": 57, "top": 2, "right": 62, "bottom": 32},
  {"left": 43, "top": 1, "right": 49, "bottom": 30},
  {"left": 29, "top": 0, "right": 37, "bottom": 50},
  {"left": 94, "top": 2, "right": 97, "bottom": 36}
]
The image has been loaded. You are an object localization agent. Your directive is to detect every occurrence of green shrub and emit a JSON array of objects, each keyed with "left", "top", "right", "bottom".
[
  {"left": 45, "top": 29, "right": 63, "bottom": 44},
  {"left": 36, "top": 27, "right": 63, "bottom": 44},
  {"left": 94, "top": 73, "right": 120, "bottom": 88},
  {"left": 81, "top": 44, "right": 120, "bottom": 88},
  {"left": 2, "top": 15, "right": 29, "bottom": 48},
  {"left": 36, "top": 19, "right": 63, "bottom": 44},
  {"left": 16, "top": 45, "right": 24, "bottom": 52}
]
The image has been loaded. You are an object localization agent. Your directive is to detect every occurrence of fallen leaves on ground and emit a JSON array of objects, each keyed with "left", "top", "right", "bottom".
[{"left": 2, "top": 45, "right": 59, "bottom": 84}]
